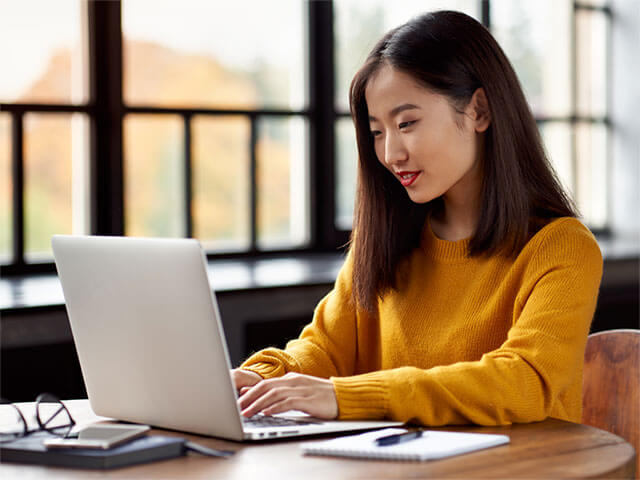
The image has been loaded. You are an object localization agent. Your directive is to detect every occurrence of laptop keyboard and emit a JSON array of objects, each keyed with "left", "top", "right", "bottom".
[{"left": 243, "top": 415, "right": 320, "bottom": 428}]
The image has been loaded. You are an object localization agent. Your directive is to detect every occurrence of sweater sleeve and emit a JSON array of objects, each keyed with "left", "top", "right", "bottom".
[
  {"left": 240, "top": 250, "right": 359, "bottom": 380},
  {"left": 332, "top": 220, "right": 603, "bottom": 425}
]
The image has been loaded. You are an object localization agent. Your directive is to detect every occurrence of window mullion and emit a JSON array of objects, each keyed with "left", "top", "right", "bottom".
[
  {"left": 308, "top": 0, "right": 339, "bottom": 249},
  {"left": 571, "top": 1, "right": 579, "bottom": 204},
  {"left": 482, "top": 0, "right": 491, "bottom": 28},
  {"left": 88, "top": 0, "right": 124, "bottom": 236},
  {"left": 184, "top": 114, "right": 193, "bottom": 238},
  {"left": 250, "top": 115, "right": 258, "bottom": 253},
  {"left": 11, "top": 110, "right": 25, "bottom": 267}
]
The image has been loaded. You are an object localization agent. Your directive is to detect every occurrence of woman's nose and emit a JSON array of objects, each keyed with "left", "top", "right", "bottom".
[{"left": 384, "top": 133, "right": 408, "bottom": 166}]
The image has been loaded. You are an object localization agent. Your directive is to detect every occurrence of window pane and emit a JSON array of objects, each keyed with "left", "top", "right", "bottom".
[
  {"left": 24, "top": 113, "right": 89, "bottom": 261},
  {"left": 0, "top": 114, "right": 11, "bottom": 262},
  {"left": 257, "top": 117, "right": 309, "bottom": 250},
  {"left": 576, "top": 123, "right": 607, "bottom": 228},
  {"left": 335, "top": 117, "right": 357, "bottom": 230},
  {"left": 577, "top": 0, "right": 608, "bottom": 6},
  {"left": 124, "top": 115, "right": 184, "bottom": 238},
  {"left": 540, "top": 122, "right": 574, "bottom": 198},
  {"left": 121, "top": 0, "right": 306, "bottom": 109},
  {"left": 193, "top": 116, "right": 251, "bottom": 252},
  {"left": 0, "top": 0, "right": 87, "bottom": 104},
  {"left": 491, "top": 0, "right": 572, "bottom": 117},
  {"left": 576, "top": 11, "right": 608, "bottom": 117},
  {"left": 334, "top": 0, "right": 480, "bottom": 111}
]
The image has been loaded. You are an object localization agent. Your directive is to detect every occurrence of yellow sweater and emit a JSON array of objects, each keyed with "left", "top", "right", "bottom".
[{"left": 241, "top": 217, "right": 603, "bottom": 426}]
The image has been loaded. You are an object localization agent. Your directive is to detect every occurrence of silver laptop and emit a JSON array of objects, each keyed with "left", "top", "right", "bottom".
[{"left": 51, "top": 235, "right": 402, "bottom": 441}]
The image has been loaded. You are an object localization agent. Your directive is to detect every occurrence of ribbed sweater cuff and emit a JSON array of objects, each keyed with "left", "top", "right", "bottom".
[
  {"left": 331, "top": 373, "right": 389, "bottom": 420},
  {"left": 241, "top": 362, "right": 285, "bottom": 379}
]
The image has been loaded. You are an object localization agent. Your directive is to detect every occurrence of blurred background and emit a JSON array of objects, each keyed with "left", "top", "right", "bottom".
[{"left": 1, "top": 0, "right": 638, "bottom": 401}]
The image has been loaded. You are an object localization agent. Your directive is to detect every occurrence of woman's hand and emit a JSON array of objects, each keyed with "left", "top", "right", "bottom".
[
  {"left": 236, "top": 372, "right": 339, "bottom": 420},
  {"left": 231, "top": 368, "right": 262, "bottom": 392}
]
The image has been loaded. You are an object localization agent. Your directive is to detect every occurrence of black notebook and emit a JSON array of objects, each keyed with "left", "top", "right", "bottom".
[{"left": 0, "top": 432, "right": 185, "bottom": 469}]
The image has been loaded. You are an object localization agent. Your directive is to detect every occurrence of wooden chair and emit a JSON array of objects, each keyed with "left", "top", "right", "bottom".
[{"left": 582, "top": 329, "right": 640, "bottom": 478}]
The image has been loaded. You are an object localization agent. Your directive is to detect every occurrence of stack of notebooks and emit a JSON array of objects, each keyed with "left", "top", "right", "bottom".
[
  {"left": 0, "top": 432, "right": 185, "bottom": 469},
  {"left": 301, "top": 428, "right": 510, "bottom": 461}
]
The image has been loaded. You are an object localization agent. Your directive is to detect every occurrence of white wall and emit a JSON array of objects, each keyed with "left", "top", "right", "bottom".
[{"left": 610, "top": 0, "right": 640, "bottom": 237}]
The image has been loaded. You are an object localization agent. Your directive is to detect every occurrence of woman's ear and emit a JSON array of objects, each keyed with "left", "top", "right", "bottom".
[{"left": 470, "top": 88, "right": 491, "bottom": 133}]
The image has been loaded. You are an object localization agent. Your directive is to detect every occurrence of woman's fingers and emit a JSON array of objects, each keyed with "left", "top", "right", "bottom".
[
  {"left": 237, "top": 373, "right": 338, "bottom": 419},
  {"left": 237, "top": 376, "right": 293, "bottom": 413},
  {"left": 240, "top": 385, "right": 297, "bottom": 418},
  {"left": 260, "top": 397, "right": 304, "bottom": 416}
]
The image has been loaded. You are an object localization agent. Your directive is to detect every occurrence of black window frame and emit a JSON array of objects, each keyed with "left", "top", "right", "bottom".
[
  {"left": 0, "top": 0, "right": 612, "bottom": 277},
  {"left": 1, "top": 1, "right": 345, "bottom": 276}
]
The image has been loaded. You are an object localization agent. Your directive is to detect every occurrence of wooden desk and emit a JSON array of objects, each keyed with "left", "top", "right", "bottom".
[{"left": 0, "top": 400, "right": 635, "bottom": 479}]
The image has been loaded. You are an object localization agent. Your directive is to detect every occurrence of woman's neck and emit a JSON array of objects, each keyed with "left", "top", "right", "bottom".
[
  {"left": 430, "top": 172, "right": 482, "bottom": 242},
  {"left": 430, "top": 207, "right": 478, "bottom": 241}
]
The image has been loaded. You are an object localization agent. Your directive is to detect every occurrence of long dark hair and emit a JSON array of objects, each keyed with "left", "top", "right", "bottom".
[{"left": 349, "top": 10, "right": 577, "bottom": 313}]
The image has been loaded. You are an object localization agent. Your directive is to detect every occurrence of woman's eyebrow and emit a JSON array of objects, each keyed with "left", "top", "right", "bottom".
[{"left": 369, "top": 103, "right": 421, "bottom": 122}]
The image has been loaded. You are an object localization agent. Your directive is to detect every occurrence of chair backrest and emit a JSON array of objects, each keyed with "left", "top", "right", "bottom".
[{"left": 582, "top": 329, "right": 639, "bottom": 478}]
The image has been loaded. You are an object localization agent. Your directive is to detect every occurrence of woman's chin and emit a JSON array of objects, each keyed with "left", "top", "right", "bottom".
[{"left": 406, "top": 189, "right": 438, "bottom": 205}]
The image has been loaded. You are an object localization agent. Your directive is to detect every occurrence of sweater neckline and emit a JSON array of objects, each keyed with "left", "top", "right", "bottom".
[{"left": 422, "top": 218, "right": 471, "bottom": 261}]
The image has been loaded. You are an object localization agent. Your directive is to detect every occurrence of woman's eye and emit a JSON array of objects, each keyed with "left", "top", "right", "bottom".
[
  {"left": 370, "top": 130, "right": 382, "bottom": 138},
  {"left": 399, "top": 120, "right": 416, "bottom": 129}
]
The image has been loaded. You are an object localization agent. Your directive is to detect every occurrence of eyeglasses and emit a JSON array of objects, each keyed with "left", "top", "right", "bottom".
[{"left": 0, "top": 393, "right": 76, "bottom": 443}]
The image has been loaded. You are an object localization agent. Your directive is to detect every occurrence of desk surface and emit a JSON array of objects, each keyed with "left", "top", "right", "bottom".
[{"left": 0, "top": 400, "right": 635, "bottom": 479}]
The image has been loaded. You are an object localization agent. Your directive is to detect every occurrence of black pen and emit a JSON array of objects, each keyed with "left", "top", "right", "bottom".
[{"left": 375, "top": 430, "right": 423, "bottom": 446}]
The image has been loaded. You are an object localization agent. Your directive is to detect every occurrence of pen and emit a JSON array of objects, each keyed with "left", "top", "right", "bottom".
[{"left": 375, "top": 430, "right": 423, "bottom": 446}]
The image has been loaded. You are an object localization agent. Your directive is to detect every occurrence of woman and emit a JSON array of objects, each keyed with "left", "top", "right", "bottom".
[{"left": 232, "top": 10, "right": 603, "bottom": 426}]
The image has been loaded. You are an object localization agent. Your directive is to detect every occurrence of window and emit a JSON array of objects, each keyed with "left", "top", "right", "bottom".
[
  {"left": 491, "top": 0, "right": 610, "bottom": 229},
  {"left": 23, "top": 113, "right": 90, "bottom": 261},
  {"left": 1, "top": 0, "right": 90, "bottom": 273},
  {"left": 121, "top": 0, "right": 309, "bottom": 252},
  {"left": 0, "top": 113, "right": 10, "bottom": 263},
  {"left": 1, "top": 0, "right": 614, "bottom": 275}
]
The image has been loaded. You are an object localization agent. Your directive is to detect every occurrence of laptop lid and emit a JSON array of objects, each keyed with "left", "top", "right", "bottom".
[
  {"left": 53, "top": 235, "right": 247, "bottom": 440},
  {"left": 52, "top": 235, "right": 402, "bottom": 441}
]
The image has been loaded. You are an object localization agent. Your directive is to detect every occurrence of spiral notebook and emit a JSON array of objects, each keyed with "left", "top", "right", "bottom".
[{"left": 301, "top": 428, "right": 510, "bottom": 461}]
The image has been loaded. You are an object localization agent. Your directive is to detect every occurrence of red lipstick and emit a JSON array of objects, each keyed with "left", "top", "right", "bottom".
[{"left": 396, "top": 171, "right": 421, "bottom": 187}]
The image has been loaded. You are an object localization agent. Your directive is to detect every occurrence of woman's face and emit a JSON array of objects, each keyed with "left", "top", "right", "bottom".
[{"left": 365, "top": 64, "right": 488, "bottom": 205}]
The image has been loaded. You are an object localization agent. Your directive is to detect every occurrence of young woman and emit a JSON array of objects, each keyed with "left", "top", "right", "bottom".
[{"left": 232, "top": 10, "right": 603, "bottom": 426}]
